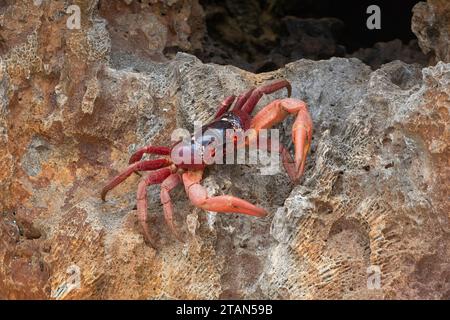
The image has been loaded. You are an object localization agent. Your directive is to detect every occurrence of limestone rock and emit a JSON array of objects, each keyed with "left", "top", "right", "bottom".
[
  {"left": 0, "top": 0, "right": 449, "bottom": 300},
  {"left": 348, "top": 39, "right": 429, "bottom": 70},
  {"left": 99, "top": 0, "right": 205, "bottom": 68}
]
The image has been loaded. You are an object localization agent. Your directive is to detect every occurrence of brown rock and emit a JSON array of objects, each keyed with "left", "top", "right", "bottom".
[
  {"left": 99, "top": 0, "right": 205, "bottom": 68},
  {"left": 412, "top": 0, "right": 450, "bottom": 63},
  {"left": 0, "top": 0, "right": 448, "bottom": 300}
]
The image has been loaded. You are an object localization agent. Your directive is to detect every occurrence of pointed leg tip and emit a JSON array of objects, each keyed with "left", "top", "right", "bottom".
[
  {"left": 289, "top": 176, "right": 300, "bottom": 184},
  {"left": 142, "top": 232, "right": 156, "bottom": 248},
  {"left": 295, "top": 167, "right": 306, "bottom": 182},
  {"left": 294, "top": 160, "right": 302, "bottom": 175},
  {"left": 168, "top": 224, "right": 184, "bottom": 242},
  {"left": 145, "top": 239, "right": 156, "bottom": 249},
  {"left": 257, "top": 207, "right": 269, "bottom": 217}
]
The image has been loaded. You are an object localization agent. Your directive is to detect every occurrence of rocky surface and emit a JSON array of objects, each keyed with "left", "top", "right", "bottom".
[
  {"left": 412, "top": 0, "right": 450, "bottom": 64},
  {"left": 99, "top": 0, "right": 205, "bottom": 67},
  {"left": 0, "top": 0, "right": 449, "bottom": 299},
  {"left": 348, "top": 39, "right": 429, "bottom": 70}
]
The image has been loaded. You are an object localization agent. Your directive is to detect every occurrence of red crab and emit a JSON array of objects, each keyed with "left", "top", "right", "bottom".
[{"left": 101, "top": 79, "right": 313, "bottom": 247}]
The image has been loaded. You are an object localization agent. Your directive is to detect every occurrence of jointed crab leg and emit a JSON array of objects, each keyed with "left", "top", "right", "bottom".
[
  {"left": 232, "top": 87, "right": 255, "bottom": 111},
  {"left": 137, "top": 167, "right": 174, "bottom": 246},
  {"left": 251, "top": 98, "right": 312, "bottom": 180},
  {"left": 128, "top": 146, "right": 171, "bottom": 164},
  {"left": 160, "top": 173, "right": 182, "bottom": 240},
  {"left": 101, "top": 158, "right": 171, "bottom": 201},
  {"left": 214, "top": 95, "right": 236, "bottom": 119},
  {"left": 240, "top": 79, "right": 292, "bottom": 114},
  {"left": 182, "top": 170, "right": 267, "bottom": 217}
]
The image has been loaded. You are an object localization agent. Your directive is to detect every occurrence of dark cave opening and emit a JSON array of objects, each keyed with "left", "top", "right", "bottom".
[
  {"left": 264, "top": 0, "right": 420, "bottom": 52},
  {"left": 197, "top": 0, "right": 427, "bottom": 72}
]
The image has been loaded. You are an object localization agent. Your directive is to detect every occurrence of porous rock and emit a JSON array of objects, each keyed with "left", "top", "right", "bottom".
[
  {"left": 0, "top": 0, "right": 448, "bottom": 299},
  {"left": 412, "top": 0, "right": 450, "bottom": 63}
]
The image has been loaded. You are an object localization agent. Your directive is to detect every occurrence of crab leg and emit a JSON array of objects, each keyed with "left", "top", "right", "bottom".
[
  {"left": 214, "top": 95, "right": 236, "bottom": 119},
  {"left": 279, "top": 144, "right": 298, "bottom": 182},
  {"left": 137, "top": 167, "right": 174, "bottom": 246},
  {"left": 101, "top": 158, "right": 171, "bottom": 201},
  {"left": 160, "top": 173, "right": 183, "bottom": 240},
  {"left": 240, "top": 79, "right": 292, "bottom": 114},
  {"left": 129, "top": 146, "right": 171, "bottom": 164},
  {"left": 182, "top": 170, "right": 267, "bottom": 217},
  {"left": 250, "top": 98, "right": 312, "bottom": 181},
  {"left": 232, "top": 87, "right": 255, "bottom": 111}
]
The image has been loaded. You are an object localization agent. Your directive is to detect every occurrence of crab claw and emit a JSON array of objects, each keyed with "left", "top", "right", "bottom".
[
  {"left": 292, "top": 107, "right": 313, "bottom": 179},
  {"left": 182, "top": 170, "right": 268, "bottom": 217},
  {"left": 250, "top": 98, "right": 313, "bottom": 182}
]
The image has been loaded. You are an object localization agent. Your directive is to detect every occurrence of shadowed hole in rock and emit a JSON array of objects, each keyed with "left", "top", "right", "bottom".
[
  {"left": 331, "top": 172, "right": 344, "bottom": 196},
  {"left": 387, "top": 63, "right": 423, "bottom": 90},
  {"left": 315, "top": 199, "right": 334, "bottom": 214},
  {"left": 382, "top": 137, "right": 392, "bottom": 145},
  {"left": 328, "top": 217, "right": 371, "bottom": 260},
  {"left": 384, "top": 162, "right": 394, "bottom": 169}
]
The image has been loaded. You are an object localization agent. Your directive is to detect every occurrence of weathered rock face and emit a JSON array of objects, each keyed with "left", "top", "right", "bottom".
[
  {"left": 412, "top": 0, "right": 450, "bottom": 64},
  {"left": 99, "top": 0, "right": 205, "bottom": 66},
  {"left": 347, "top": 39, "right": 429, "bottom": 70},
  {"left": 0, "top": 0, "right": 449, "bottom": 300}
]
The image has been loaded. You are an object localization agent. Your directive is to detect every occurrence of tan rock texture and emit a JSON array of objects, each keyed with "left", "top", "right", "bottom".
[
  {"left": 412, "top": 0, "right": 450, "bottom": 63},
  {"left": 0, "top": 0, "right": 449, "bottom": 299}
]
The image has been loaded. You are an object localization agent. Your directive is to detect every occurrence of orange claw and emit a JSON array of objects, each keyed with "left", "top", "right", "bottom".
[
  {"left": 292, "top": 112, "right": 313, "bottom": 178},
  {"left": 182, "top": 170, "right": 267, "bottom": 217},
  {"left": 258, "top": 138, "right": 298, "bottom": 182},
  {"left": 250, "top": 98, "right": 313, "bottom": 182}
]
